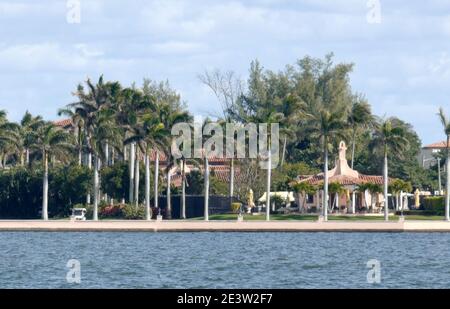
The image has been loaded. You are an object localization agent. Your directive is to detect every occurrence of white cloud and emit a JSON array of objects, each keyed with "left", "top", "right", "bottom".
[{"left": 151, "top": 41, "right": 208, "bottom": 54}]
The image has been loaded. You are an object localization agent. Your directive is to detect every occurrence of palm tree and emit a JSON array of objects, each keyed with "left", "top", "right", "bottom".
[
  {"left": 438, "top": 107, "right": 450, "bottom": 221},
  {"left": 0, "top": 110, "right": 19, "bottom": 168},
  {"left": 64, "top": 76, "right": 122, "bottom": 220},
  {"left": 356, "top": 183, "right": 383, "bottom": 212},
  {"left": 31, "top": 123, "right": 73, "bottom": 220},
  {"left": 370, "top": 118, "right": 409, "bottom": 221},
  {"left": 114, "top": 87, "right": 150, "bottom": 204},
  {"left": 348, "top": 97, "right": 374, "bottom": 168},
  {"left": 292, "top": 182, "right": 317, "bottom": 213},
  {"left": 159, "top": 103, "right": 192, "bottom": 219},
  {"left": 58, "top": 108, "right": 85, "bottom": 166},
  {"left": 13, "top": 111, "right": 45, "bottom": 166},
  {"left": 328, "top": 182, "right": 346, "bottom": 213},
  {"left": 389, "top": 179, "right": 412, "bottom": 211},
  {"left": 307, "top": 106, "right": 347, "bottom": 221},
  {"left": 125, "top": 112, "right": 166, "bottom": 220}
]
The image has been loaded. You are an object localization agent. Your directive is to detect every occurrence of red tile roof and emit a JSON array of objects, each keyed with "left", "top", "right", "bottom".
[
  {"left": 423, "top": 141, "right": 448, "bottom": 149},
  {"left": 297, "top": 173, "right": 389, "bottom": 186},
  {"left": 54, "top": 119, "right": 72, "bottom": 127}
]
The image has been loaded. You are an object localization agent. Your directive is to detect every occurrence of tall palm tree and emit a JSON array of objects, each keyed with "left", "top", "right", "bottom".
[
  {"left": 15, "top": 111, "right": 45, "bottom": 166},
  {"left": 438, "top": 107, "right": 450, "bottom": 221},
  {"left": 125, "top": 112, "right": 166, "bottom": 220},
  {"left": 64, "top": 76, "right": 122, "bottom": 220},
  {"left": 307, "top": 106, "right": 347, "bottom": 221},
  {"left": 114, "top": 87, "right": 150, "bottom": 204},
  {"left": 348, "top": 97, "right": 374, "bottom": 168},
  {"left": 0, "top": 110, "right": 19, "bottom": 168},
  {"left": 159, "top": 103, "right": 192, "bottom": 219},
  {"left": 58, "top": 108, "right": 85, "bottom": 166},
  {"left": 31, "top": 123, "right": 73, "bottom": 220},
  {"left": 370, "top": 118, "right": 409, "bottom": 221}
]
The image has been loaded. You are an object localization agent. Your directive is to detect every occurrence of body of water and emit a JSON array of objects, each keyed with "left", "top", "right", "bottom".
[{"left": 1, "top": 232, "right": 450, "bottom": 288}]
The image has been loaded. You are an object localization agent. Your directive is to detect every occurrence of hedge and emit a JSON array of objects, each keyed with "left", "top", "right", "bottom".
[
  {"left": 0, "top": 164, "right": 91, "bottom": 219},
  {"left": 422, "top": 196, "right": 445, "bottom": 215}
]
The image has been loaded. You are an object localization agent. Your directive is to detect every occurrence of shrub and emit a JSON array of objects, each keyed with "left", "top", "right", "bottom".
[
  {"left": 272, "top": 195, "right": 286, "bottom": 209},
  {"left": 122, "top": 204, "right": 145, "bottom": 220},
  {"left": 423, "top": 197, "right": 445, "bottom": 215},
  {"left": 231, "top": 202, "right": 242, "bottom": 213},
  {"left": 99, "top": 204, "right": 123, "bottom": 219}
]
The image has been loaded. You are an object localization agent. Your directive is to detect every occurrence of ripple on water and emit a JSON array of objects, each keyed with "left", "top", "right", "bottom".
[{"left": 1, "top": 232, "right": 450, "bottom": 288}]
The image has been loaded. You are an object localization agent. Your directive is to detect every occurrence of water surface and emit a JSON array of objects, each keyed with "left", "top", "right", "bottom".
[{"left": 1, "top": 232, "right": 449, "bottom": 288}]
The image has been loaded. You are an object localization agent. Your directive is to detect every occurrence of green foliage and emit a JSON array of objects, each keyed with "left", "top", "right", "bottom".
[
  {"left": 101, "top": 162, "right": 130, "bottom": 201},
  {"left": 356, "top": 183, "right": 382, "bottom": 194},
  {"left": 389, "top": 179, "right": 412, "bottom": 194},
  {"left": 210, "top": 174, "right": 229, "bottom": 195},
  {"left": 122, "top": 204, "right": 145, "bottom": 219},
  {"left": 423, "top": 197, "right": 445, "bottom": 215},
  {"left": 49, "top": 164, "right": 92, "bottom": 217},
  {"left": 185, "top": 170, "right": 203, "bottom": 195},
  {"left": 101, "top": 161, "right": 157, "bottom": 202},
  {"left": 184, "top": 170, "right": 228, "bottom": 196},
  {"left": 0, "top": 164, "right": 91, "bottom": 218},
  {"left": 291, "top": 182, "right": 317, "bottom": 195},
  {"left": 328, "top": 182, "right": 345, "bottom": 194},
  {"left": 272, "top": 195, "right": 286, "bottom": 209},
  {"left": 273, "top": 162, "right": 318, "bottom": 191},
  {"left": 0, "top": 167, "right": 42, "bottom": 218}
]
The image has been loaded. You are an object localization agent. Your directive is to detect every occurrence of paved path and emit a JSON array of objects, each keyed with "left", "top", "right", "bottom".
[{"left": 0, "top": 220, "right": 450, "bottom": 232}]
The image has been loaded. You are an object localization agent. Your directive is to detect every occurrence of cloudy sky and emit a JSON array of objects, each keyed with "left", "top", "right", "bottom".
[{"left": 1, "top": 0, "right": 450, "bottom": 145}]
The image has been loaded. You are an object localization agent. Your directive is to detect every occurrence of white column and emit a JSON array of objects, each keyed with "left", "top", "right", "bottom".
[
  {"left": 266, "top": 150, "right": 271, "bottom": 221},
  {"left": 316, "top": 191, "right": 320, "bottom": 213},
  {"left": 400, "top": 190, "right": 403, "bottom": 212},
  {"left": 352, "top": 191, "right": 356, "bottom": 214},
  {"left": 105, "top": 143, "right": 109, "bottom": 166},
  {"left": 154, "top": 152, "right": 159, "bottom": 209},
  {"left": 204, "top": 157, "right": 209, "bottom": 221},
  {"left": 86, "top": 152, "right": 92, "bottom": 205},
  {"left": 129, "top": 143, "right": 135, "bottom": 203},
  {"left": 145, "top": 153, "right": 151, "bottom": 220}
]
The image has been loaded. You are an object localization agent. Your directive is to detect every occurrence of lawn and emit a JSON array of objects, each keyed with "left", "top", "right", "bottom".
[{"left": 192, "top": 213, "right": 446, "bottom": 221}]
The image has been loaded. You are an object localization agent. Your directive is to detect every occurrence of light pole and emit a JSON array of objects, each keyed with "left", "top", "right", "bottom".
[
  {"left": 438, "top": 157, "right": 442, "bottom": 194},
  {"left": 423, "top": 157, "right": 442, "bottom": 195}
]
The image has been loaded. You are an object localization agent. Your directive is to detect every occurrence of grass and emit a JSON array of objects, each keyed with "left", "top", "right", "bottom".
[{"left": 192, "top": 213, "right": 447, "bottom": 221}]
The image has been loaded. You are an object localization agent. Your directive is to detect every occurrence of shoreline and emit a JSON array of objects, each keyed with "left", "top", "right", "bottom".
[{"left": 0, "top": 220, "right": 450, "bottom": 232}]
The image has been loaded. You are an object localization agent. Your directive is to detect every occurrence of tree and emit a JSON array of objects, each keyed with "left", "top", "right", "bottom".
[
  {"left": 14, "top": 111, "right": 45, "bottom": 166},
  {"left": 125, "top": 111, "right": 166, "bottom": 220},
  {"left": 198, "top": 69, "right": 244, "bottom": 199},
  {"left": 328, "top": 182, "right": 346, "bottom": 212},
  {"left": 356, "top": 183, "right": 383, "bottom": 211},
  {"left": 31, "top": 123, "right": 73, "bottom": 220},
  {"left": 348, "top": 96, "right": 374, "bottom": 168},
  {"left": 438, "top": 107, "right": 450, "bottom": 221},
  {"left": 0, "top": 110, "right": 19, "bottom": 168},
  {"left": 389, "top": 179, "right": 412, "bottom": 211},
  {"left": 291, "top": 182, "right": 317, "bottom": 213},
  {"left": 159, "top": 102, "right": 192, "bottom": 219},
  {"left": 370, "top": 118, "right": 409, "bottom": 221},
  {"left": 306, "top": 105, "right": 347, "bottom": 221},
  {"left": 65, "top": 76, "right": 122, "bottom": 220},
  {"left": 58, "top": 107, "right": 85, "bottom": 166}
]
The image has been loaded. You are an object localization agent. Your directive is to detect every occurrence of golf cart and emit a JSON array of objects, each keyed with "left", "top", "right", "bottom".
[{"left": 70, "top": 208, "right": 87, "bottom": 221}]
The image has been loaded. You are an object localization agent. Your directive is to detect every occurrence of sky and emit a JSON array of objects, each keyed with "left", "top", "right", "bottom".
[{"left": 1, "top": 0, "right": 450, "bottom": 145}]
